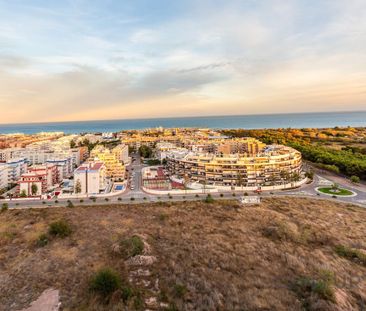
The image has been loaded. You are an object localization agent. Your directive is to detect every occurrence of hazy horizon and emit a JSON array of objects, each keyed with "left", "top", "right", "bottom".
[
  {"left": 0, "top": 109, "right": 365, "bottom": 126},
  {"left": 1, "top": 1, "right": 366, "bottom": 124}
]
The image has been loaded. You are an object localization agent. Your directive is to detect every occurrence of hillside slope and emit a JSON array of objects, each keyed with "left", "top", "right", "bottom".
[{"left": 0, "top": 198, "right": 365, "bottom": 311}]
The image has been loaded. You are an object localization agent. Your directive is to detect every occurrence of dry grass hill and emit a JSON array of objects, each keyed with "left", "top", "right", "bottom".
[{"left": 0, "top": 197, "right": 365, "bottom": 311}]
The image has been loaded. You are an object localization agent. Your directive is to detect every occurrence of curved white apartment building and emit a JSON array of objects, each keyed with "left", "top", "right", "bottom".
[{"left": 167, "top": 145, "right": 302, "bottom": 187}]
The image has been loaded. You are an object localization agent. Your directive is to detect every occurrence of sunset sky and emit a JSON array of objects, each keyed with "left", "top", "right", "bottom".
[{"left": 0, "top": 0, "right": 365, "bottom": 124}]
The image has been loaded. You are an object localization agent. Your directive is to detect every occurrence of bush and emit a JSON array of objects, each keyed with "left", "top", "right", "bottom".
[
  {"left": 117, "top": 197, "right": 122, "bottom": 201},
  {"left": 105, "top": 198, "right": 109, "bottom": 202},
  {"left": 350, "top": 175, "right": 360, "bottom": 183},
  {"left": 36, "top": 233, "right": 49, "bottom": 247},
  {"left": 220, "top": 193, "right": 224, "bottom": 197},
  {"left": 1, "top": 203, "right": 8, "bottom": 212},
  {"left": 48, "top": 220, "right": 72, "bottom": 238},
  {"left": 159, "top": 213, "right": 167, "bottom": 221},
  {"left": 42, "top": 201, "right": 46, "bottom": 205},
  {"left": 232, "top": 193, "right": 236, "bottom": 197},
  {"left": 204, "top": 194, "right": 214, "bottom": 203},
  {"left": 119, "top": 235, "right": 144, "bottom": 259},
  {"left": 80, "top": 199, "right": 84, "bottom": 203},
  {"left": 195, "top": 194, "right": 199, "bottom": 198},
  {"left": 244, "top": 192, "right": 248, "bottom": 196},
  {"left": 173, "top": 283, "right": 187, "bottom": 298},
  {"left": 67, "top": 200, "right": 74, "bottom": 208},
  {"left": 334, "top": 245, "right": 366, "bottom": 266},
  {"left": 90, "top": 268, "right": 121, "bottom": 300},
  {"left": 130, "top": 197, "right": 135, "bottom": 201},
  {"left": 294, "top": 270, "right": 335, "bottom": 303},
  {"left": 143, "top": 197, "right": 147, "bottom": 200}
]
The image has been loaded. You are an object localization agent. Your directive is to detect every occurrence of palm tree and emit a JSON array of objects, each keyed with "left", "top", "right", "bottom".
[
  {"left": 75, "top": 179, "right": 82, "bottom": 195},
  {"left": 31, "top": 184, "right": 38, "bottom": 196}
]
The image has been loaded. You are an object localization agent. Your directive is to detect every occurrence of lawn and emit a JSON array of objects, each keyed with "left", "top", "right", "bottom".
[{"left": 317, "top": 187, "right": 354, "bottom": 196}]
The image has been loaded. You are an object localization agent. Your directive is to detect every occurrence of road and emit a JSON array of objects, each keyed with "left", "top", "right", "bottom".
[{"left": 2, "top": 158, "right": 366, "bottom": 210}]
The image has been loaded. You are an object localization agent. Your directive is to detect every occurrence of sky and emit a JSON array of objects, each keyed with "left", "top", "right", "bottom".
[{"left": 0, "top": 0, "right": 365, "bottom": 124}]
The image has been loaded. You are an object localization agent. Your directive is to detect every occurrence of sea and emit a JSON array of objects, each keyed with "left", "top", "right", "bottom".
[{"left": 0, "top": 111, "right": 365, "bottom": 134}]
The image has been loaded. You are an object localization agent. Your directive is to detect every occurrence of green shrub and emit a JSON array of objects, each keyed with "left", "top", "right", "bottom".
[
  {"left": 130, "top": 197, "right": 135, "bottom": 201},
  {"left": 117, "top": 197, "right": 122, "bottom": 201},
  {"left": 42, "top": 201, "right": 46, "bottom": 205},
  {"left": 232, "top": 193, "right": 236, "bottom": 197},
  {"left": 80, "top": 199, "right": 84, "bottom": 203},
  {"left": 173, "top": 283, "right": 187, "bottom": 298},
  {"left": 90, "top": 268, "right": 121, "bottom": 300},
  {"left": 334, "top": 245, "right": 366, "bottom": 266},
  {"left": 1, "top": 203, "right": 8, "bottom": 212},
  {"left": 350, "top": 175, "right": 360, "bottom": 183},
  {"left": 204, "top": 194, "right": 214, "bottom": 203},
  {"left": 36, "top": 233, "right": 49, "bottom": 247},
  {"left": 119, "top": 235, "right": 144, "bottom": 259},
  {"left": 159, "top": 213, "right": 167, "bottom": 221},
  {"left": 67, "top": 200, "right": 74, "bottom": 208},
  {"left": 48, "top": 220, "right": 72, "bottom": 238},
  {"left": 105, "top": 198, "right": 109, "bottom": 202},
  {"left": 195, "top": 194, "right": 199, "bottom": 198},
  {"left": 244, "top": 192, "right": 248, "bottom": 196},
  {"left": 220, "top": 193, "right": 224, "bottom": 197},
  {"left": 143, "top": 197, "right": 147, "bottom": 200},
  {"left": 54, "top": 200, "right": 59, "bottom": 204},
  {"left": 294, "top": 270, "right": 335, "bottom": 303}
]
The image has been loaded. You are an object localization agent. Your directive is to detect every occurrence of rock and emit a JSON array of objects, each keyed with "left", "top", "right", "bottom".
[
  {"left": 145, "top": 297, "right": 158, "bottom": 308},
  {"left": 126, "top": 255, "right": 157, "bottom": 266},
  {"left": 19, "top": 288, "right": 60, "bottom": 311},
  {"left": 130, "top": 269, "right": 151, "bottom": 277}
]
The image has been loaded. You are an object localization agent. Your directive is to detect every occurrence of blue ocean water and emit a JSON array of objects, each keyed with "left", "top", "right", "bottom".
[{"left": 0, "top": 111, "right": 365, "bottom": 134}]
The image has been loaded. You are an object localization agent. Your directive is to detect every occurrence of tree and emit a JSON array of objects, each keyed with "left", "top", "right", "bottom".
[
  {"left": 1, "top": 203, "right": 8, "bottom": 213},
  {"left": 138, "top": 145, "right": 153, "bottom": 158},
  {"left": 70, "top": 140, "right": 76, "bottom": 148},
  {"left": 350, "top": 175, "right": 360, "bottom": 183},
  {"left": 31, "top": 183, "right": 38, "bottom": 196},
  {"left": 291, "top": 172, "right": 300, "bottom": 182},
  {"left": 75, "top": 179, "right": 82, "bottom": 194}
]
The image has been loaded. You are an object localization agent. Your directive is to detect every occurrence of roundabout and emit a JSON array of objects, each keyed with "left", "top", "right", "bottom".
[{"left": 316, "top": 186, "right": 357, "bottom": 197}]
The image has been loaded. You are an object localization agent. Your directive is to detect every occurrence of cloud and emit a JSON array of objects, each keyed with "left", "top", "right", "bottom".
[{"left": 0, "top": 0, "right": 365, "bottom": 123}]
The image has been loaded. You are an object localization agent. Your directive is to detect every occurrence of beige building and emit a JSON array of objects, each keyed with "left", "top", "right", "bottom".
[
  {"left": 90, "top": 145, "right": 125, "bottom": 180},
  {"left": 167, "top": 144, "right": 302, "bottom": 187}
]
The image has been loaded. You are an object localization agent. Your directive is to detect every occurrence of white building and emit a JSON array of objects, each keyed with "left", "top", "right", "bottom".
[
  {"left": 0, "top": 144, "right": 80, "bottom": 169},
  {"left": 6, "top": 158, "right": 27, "bottom": 185},
  {"left": 74, "top": 162, "right": 107, "bottom": 195},
  {"left": 46, "top": 158, "right": 73, "bottom": 179},
  {"left": 0, "top": 164, "right": 8, "bottom": 191}
]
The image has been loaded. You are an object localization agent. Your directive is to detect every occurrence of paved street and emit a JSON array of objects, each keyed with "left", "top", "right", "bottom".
[{"left": 2, "top": 158, "right": 366, "bottom": 210}]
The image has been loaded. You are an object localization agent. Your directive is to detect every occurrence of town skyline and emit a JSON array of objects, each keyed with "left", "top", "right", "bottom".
[{"left": 1, "top": 0, "right": 366, "bottom": 124}]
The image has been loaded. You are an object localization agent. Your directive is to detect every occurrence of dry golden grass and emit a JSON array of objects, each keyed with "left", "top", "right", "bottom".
[{"left": 0, "top": 197, "right": 365, "bottom": 311}]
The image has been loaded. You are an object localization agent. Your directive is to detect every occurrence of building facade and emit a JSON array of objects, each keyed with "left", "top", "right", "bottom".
[
  {"left": 167, "top": 145, "right": 302, "bottom": 187},
  {"left": 18, "top": 164, "right": 58, "bottom": 196},
  {"left": 90, "top": 146, "right": 125, "bottom": 180},
  {"left": 74, "top": 162, "right": 107, "bottom": 195}
]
